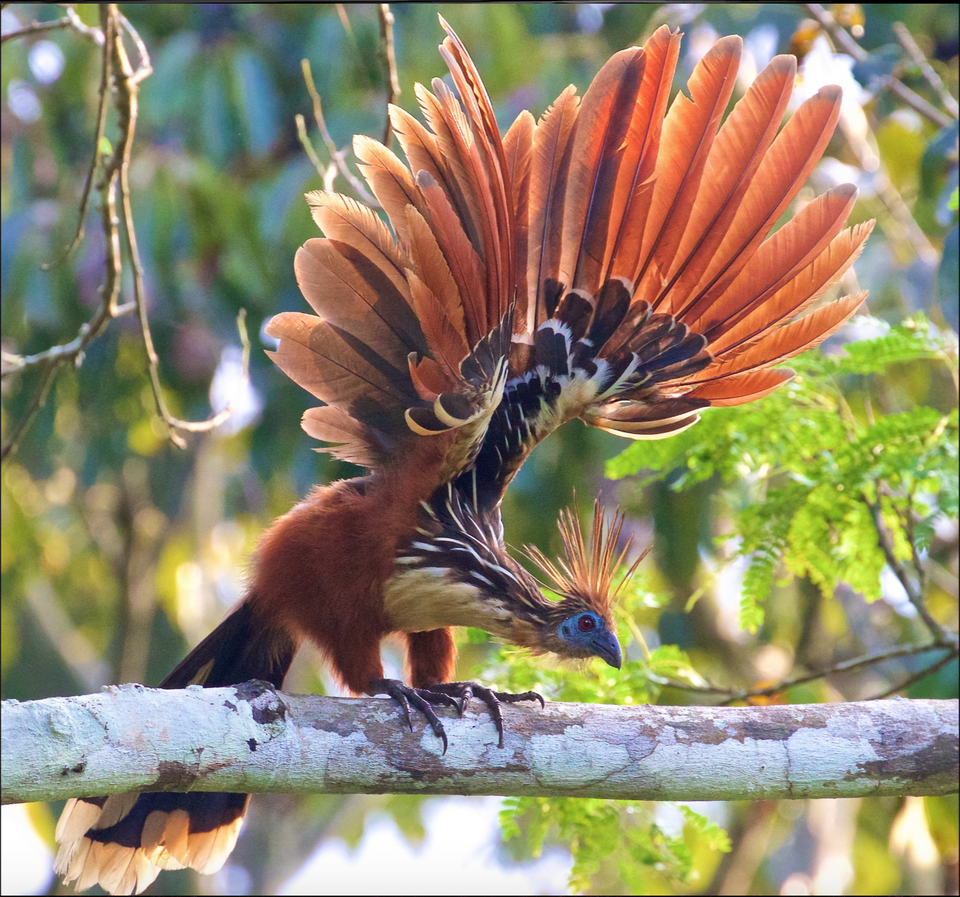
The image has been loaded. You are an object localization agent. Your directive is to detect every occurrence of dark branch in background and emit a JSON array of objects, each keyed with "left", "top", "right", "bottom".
[
  {"left": 378, "top": 3, "right": 400, "bottom": 146},
  {"left": 297, "top": 59, "right": 378, "bottom": 204},
  {"left": 803, "top": 3, "right": 954, "bottom": 129},
  {"left": 872, "top": 650, "right": 958, "bottom": 700},
  {"left": 295, "top": 5, "right": 401, "bottom": 206},
  {"left": 893, "top": 22, "right": 960, "bottom": 119},
  {"left": 654, "top": 641, "right": 957, "bottom": 704},
  {"left": 1, "top": 4, "right": 250, "bottom": 461},
  {"left": 867, "top": 492, "right": 958, "bottom": 651}
]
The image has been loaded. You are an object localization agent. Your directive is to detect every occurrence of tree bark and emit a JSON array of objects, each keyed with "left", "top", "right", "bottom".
[{"left": 3, "top": 683, "right": 956, "bottom": 805}]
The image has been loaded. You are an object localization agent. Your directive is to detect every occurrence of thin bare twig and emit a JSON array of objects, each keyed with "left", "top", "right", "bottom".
[
  {"left": 294, "top": 113, "right": 326, "bottom": 176},
  {"left": 107, "top": 7, "right": 245, "bottom": 446},
  {"left": 45, "top": 8, "right": 113, "bottom": 266},
  {"left": 3, "top": 5, "right": 249, "bottom": 460},
  {"left": 116, "top": 11, "right": 149, "bottom": 81},
  {"left": 865, "top": 494, "right": 957, "bottom": 649},
  {"left": 870, "top": 649, "right": 958, "bottom": 700},
  {"left": 652, "top": 642, "right": 956, "bottom": 703},
  {"left": 62, "top": 6, "right": 104, "bottom": 44},
  {"left": 1, "top": 6, "right": 123, "bottom": 462},
  {"left": 334, "top": 3, "right": 354, "bottom": 40},
  {"left": 0, "top": 6, "right": 103, "bottom": 45},
  {"left": 378, "top": 3, "right": 400, "bottom": 146},
  {"left": 803, "top": 3, "right": 952, "bottom": 129},
  {"left": 0, "top": 361, "right": 60, "bottom": 462},
  {"left": 894, "top": 22, "right": 959, "bottom": 119},
  {"left": 300, "top": 58, "right": 378, "bottom": 205},
  {"left": 2, "top": 15, "right": 71, "bottom": 43},
  {"left": 0, "top": 304, "right": 137, "bottom": 379}
]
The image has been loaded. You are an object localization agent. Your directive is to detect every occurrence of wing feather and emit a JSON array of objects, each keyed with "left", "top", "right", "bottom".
[
  {"left": 559, "top": 47, "right": 647, "bottom": 293},
  {"left": 634, "top": 36, "right": 742, "bottom": 299},
  {"left": 654, "top": 54, "right": 796, "bottom": 316},
  {"left": 526, "top": 86, "right": 581, "bottom": 334},
  {"left": 504, "top": 110, "right": 535, "bottom": 330}
]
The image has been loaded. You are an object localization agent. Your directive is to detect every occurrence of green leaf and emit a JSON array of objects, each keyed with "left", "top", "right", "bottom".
[{"left": 606, "top": 318, "right": 959, "bottom": 622}]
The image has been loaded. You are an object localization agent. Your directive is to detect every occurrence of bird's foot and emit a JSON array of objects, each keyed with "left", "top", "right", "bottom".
[
  {"left": 424, "top": 681, "right": 545, "bottom": 748},
  {"left": 368, "top": 678, "right": 463, "bottom": 753}
]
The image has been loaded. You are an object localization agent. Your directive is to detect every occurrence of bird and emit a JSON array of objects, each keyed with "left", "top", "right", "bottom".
[{"left": 54, "top": 17, "right": 872, "bottom": 895}]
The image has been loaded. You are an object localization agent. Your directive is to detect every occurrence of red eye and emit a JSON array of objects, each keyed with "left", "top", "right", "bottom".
[{"left": 578, "top": 615, "right": 596, "bottom": 632}]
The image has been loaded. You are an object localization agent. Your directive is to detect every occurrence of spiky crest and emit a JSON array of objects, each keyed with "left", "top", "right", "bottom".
[{"left": 525, "top": 500, "right": 649, "bottom": 617}]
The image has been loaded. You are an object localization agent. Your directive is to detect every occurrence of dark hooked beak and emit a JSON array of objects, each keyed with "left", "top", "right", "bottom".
[{"left": 591, "top": 629, "right": 622, "bottom": 670}]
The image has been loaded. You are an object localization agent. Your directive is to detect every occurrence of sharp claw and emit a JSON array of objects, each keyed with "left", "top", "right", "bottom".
[
  {"left": 500, "top": 689, "right": 545, "bottom": 708},
  {"left": 369, "top": 679, "right": 453, "bottom": 750},
  {"left": 369, "top": 679, "right": 545, "bottom": 751}
]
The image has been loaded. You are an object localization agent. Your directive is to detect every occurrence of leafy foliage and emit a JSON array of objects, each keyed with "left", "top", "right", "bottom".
[
  {"left": 500, "top": 797, "right": 730, "bottom": 894},
  {"left": 488, "top": 318, "right": 958, "bottom": 891},
  {"left": 3, "top": 3, "right": 957, "bottom": 895},
  {"left": 607, "top": 317, "right": 959, "bottom": 629},
  {"left": 472, "top": 569, "right": 719, "bottom": 891}
]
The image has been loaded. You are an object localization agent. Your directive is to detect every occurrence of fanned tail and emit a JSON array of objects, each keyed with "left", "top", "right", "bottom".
[{"left": 54, "top": 605, "right": 296, "bottom": 896}]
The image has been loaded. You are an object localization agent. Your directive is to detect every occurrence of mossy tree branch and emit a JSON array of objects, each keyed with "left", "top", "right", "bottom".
[{"left": 3, "top": 684, "right": 956, "bottom": 805}]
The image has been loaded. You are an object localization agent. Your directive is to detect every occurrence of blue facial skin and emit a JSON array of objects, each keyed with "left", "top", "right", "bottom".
[{"left": 557, "top": 612, "right": 623, "bottom": 669}]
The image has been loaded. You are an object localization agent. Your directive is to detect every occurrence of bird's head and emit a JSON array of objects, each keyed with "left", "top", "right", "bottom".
[
  {"left": 530, "top": 597, "right": 623, "bottom": 669},
  {"left": 519, "top": 501, "right": 647, "bottom": 670},
  {"left": 391, "top": 490, "right": 643, "bottom": 671}
]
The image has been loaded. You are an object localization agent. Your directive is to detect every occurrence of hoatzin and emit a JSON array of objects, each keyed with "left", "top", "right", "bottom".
[{"left": 55, "top": 19, "right": 872, "bottom": 895}]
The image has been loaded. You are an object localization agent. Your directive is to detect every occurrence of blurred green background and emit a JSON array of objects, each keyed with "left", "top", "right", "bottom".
[{"left": 2, "top": 3, "right": 957, "bottom": 895}]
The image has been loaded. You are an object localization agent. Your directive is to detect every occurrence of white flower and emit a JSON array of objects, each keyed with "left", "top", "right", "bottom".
[
  {"left": 795, "top": 35, "right": 870, "bottom": 107},
  {"left": 209, "top": 347, "right": 263, "bottom": 436},
  {"left": 796, "top": 36, "right": 876, "bottom": 170},
  {"left": 29, "top": 40, "right": 65, "bottom": 85}
]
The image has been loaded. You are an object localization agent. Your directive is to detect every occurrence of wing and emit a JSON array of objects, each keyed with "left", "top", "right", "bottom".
[
  {"left": 268, "top": 18, "right": 517, "bottom": 488},
  {"left": 464, "top": 27, "right": 873, "bottom": 506}
]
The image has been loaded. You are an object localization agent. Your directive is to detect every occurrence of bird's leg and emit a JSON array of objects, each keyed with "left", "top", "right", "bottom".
[
  {"left": 368, "top": 678, "right": 463, "bottom": 753},
  {"left": 424, "top": 681, "right": 545, "bottom": 748}
]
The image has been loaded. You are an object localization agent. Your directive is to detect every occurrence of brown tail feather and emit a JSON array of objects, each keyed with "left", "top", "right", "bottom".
[{"left": 54, "top": 604, "right": 296, "bottom": 896}]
